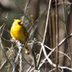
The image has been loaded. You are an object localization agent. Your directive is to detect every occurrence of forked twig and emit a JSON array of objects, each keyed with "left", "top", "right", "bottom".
[
  {"left": 38, "top": 33, "right": 72, "bottom": 70},
  {"left": 37, "top": 0, "right": 52, "bottom": 69}
]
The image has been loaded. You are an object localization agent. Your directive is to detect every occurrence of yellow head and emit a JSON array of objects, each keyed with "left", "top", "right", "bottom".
[{"left": 12, "top": 19, "right": 23, "bottom": 28}]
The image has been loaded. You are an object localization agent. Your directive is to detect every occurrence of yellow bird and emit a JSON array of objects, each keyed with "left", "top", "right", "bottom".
[{"left": 10, "top": 19, "right": 29, "bottom": 54}]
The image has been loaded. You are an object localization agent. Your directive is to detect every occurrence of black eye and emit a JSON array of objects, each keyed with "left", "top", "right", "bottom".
[{"left": 18, "top": 22, "right": 21, "bottom": 25}]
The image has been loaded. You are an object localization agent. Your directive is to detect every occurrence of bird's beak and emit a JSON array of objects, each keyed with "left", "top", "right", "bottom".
[{"left": 21, "top": 21, "right": 23, "bottom": 25}]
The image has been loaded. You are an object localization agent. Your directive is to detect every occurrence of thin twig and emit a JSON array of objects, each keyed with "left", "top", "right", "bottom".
[
  {"left": 19, "top": 53, "right": 22, "bottom": 72},
  {"left": 39, "top": 55, "right": 72, "bottom": 71},
  {"left": 44, "top": 45, "right": 71, "bottom": 60},
  {"left": 21, "top": 0, "right": 30, "bottom": 23},
  {"left": 12, "top": 41, "right": 23, "bottom": 72},
  {"left": 55, "top": 0, "right": 59, "bottom": 71},
  {"left": 26, "top": 66, "right": 32, "bottom": 72},
  {"left": 0, "top": 60, "right": 7, "bottom": 70},
  {"left": 14, "top": 41, "right": 23, "bottom": 63},
  {"left": 12, "top": 63, "right": 16, "bottom": 72},
  {"left": 0, "top": 24, "right": 12, "bottom": 66},
  {"left": 42, "top": 0, "right": 51, "bottom": 43},
  {"left": 49, "top": 68, "right": 56, "bottom": 72},
  {"left": 37, "top": 0, "right": 52, "bottom": 69},
  {"left": 38, "top": 33, "right": 72, "bottom": 69},
  {"left": 24, "top": 0, "right": 30, "bottom": 14}
]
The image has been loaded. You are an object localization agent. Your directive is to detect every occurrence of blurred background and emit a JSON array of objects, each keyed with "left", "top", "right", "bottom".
[{"left": 0, "top": 0, "right": 72, "bottom": 72}]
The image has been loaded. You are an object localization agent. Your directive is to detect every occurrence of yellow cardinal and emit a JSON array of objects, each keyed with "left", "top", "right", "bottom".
[{"left": 10, "top": 19, "right": 29, "bottom": 54}]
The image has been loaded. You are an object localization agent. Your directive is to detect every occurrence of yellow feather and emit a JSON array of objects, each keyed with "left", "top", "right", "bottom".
[
  {"left": 10, "top": 19, "right": 29, "bottom": 54},
  {"left": 10, "top": 19, "right": 28, "bottom": 43}
]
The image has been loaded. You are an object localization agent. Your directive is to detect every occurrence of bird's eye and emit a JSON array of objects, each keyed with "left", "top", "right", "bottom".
[{"left": 18, "top": 22, "right": 21, "bottom": 25}]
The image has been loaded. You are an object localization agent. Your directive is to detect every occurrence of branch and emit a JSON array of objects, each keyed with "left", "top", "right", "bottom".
[{"left": 38, "top": 33, "right": 72, "bottom": 70}]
